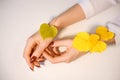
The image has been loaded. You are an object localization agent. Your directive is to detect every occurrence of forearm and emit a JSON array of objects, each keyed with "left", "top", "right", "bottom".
[{"left": 49, "top": 4, "right": 86, "bottom": 29}]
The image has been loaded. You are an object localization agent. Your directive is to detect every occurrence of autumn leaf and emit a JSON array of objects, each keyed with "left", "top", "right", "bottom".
[{"left": 39, "top": 23, "right": 58, "bottom": 40}]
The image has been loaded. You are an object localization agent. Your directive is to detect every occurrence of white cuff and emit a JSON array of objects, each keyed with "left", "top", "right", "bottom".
[
  {"left": 78, "top": 0, "right": 95, "bottom": 18},
  {"left": 78, "top": 0, "right": 119, "bottom": 18}
]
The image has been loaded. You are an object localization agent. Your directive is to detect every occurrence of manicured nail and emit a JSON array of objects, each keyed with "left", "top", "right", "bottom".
[
  {"left": 36, "top": 65, "right": 41, "bottom": 68},
  {"left": 30, "top": 67, "right": 34, "bottom": 71},
  {"left": 39, "top": 59, "right": 45, "bottom": 62},
  {"left": 30, "top": 56, "right": 36, "bottom": 63}
]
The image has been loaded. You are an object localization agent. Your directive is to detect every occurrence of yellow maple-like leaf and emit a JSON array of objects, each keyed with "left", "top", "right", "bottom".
[
  {"left": 90, "top": 34, "right": 100, "bottom": 41},
  {"left": 90, "top": 41, "right": 107, "bottom": 52},
  {"left": 72, "top": 32, "right": 90, "bottom": 52},
  {"left": 89, "top": 34, "right": 100, "bottom": 50},
  {"left": 96, "top": 26, "right": 114, "bottom": 41},
  {"left": 39, "top": 23, "right": 58, "bottom": 40},
  {"left": 76, "top": 32, "right": 90, "bottom": 40},
  {"left": 100, "top": 32, "right": 114, "bottom": 41},
  {"left": 96, "top": 26, "right": 108, "bottom": 35},
  {"left": 72, "top": 32, "right": 107, "bottom": 53}
]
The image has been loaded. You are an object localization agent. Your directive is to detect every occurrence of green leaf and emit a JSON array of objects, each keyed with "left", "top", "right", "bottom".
[{"left": 39, "top": 23, "right": 58, "bottom": 40}]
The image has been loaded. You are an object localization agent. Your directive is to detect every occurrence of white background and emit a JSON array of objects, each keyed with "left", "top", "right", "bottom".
[{"left": 0, "top": 0, "right": 120, "bottom": 80}]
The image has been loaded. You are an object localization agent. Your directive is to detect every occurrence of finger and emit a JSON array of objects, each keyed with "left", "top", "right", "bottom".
[
  {"left": 24, "top": 56, "right": 34, "bottom": 71},
  {"left": 48, "top": 46, "right": 60, "bottom": 56},
  {"left": 43, "top": 51, "right": 69, "bottom": 63},
  {"left": 45, "top": 48, "right": 55, "bottom": 57},
  {"left": 23, "top": 38, "right": 36, "bottom": 71},
  {"left": 37, "top": 54, "right": 45, "bottom": 62},
  {"left": 45, "top": 47, "right": 60, "bottom": 57},
  {"left": 37, "top": 58, "right": 45, "bottom": 62},
  {"left": 33, "top": 61, "right": 40, "bottom": 68},
  {"left": 32, "top": 44, "right": 44, "bottom": 58},
  {"left": 39, "top": 54, "right": 45, "bottom": 60},
  {"left": 23, "top": 38, "right": 36, "bottom": 57},
  {"left": 30, "top": 56, "right": 37, "bottom": 63},
  {"left": 31, "top": 38, "right": 52, "bottom": 59},
  {"left": 37, "top": 54, "right": 45, "bottom": 65},
  {"left": 51, "top": 39, "right": 72, "bottom": 47},
  {"left": 52, "top": 47, "right": 61, "bottom": 56}
]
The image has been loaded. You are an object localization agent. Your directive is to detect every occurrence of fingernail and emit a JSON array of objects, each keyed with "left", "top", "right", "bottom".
[
  {"left": 30, "top": 56, "right": 36, "bottom": 63},
  {"left": 30, "top": 67, "right": 34, "bottom": 71},
  {"left": 36, "top": 65, "right": 41, "bottom": 68},
  {"left": 39, "top": 59, "right": 45, "bottom": 62}
]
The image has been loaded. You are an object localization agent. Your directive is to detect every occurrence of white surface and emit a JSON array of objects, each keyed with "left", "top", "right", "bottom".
[{"left": 0, "top": 0, "right": 120, "bottom": 80}]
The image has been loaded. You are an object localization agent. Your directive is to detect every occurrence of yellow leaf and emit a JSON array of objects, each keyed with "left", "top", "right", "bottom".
[
  {"left": 76, "top": 32, "right": 90, "bottom": 40},
  {"left": 96, "top": 26, "right": 108, "bottom": 35},
  {"left": 100, "top": 32, "right": 114, "bottom": 41},
  {"left": 96, "top": 26, "right": 114, "bottom": 41},
  {"left": 90, "top": 41, "right": 107, "bottom": 52},
  {"left": 90, "top": 34, "right": 100, "bottom": 41},
  {"left": 39, "top": 23, "right": 58, "bottom": 40},
  {"left": 72, "top": 32, "right": 107, "bottom": 53},
  {"left": 72, "top": 32, "right": 90, "bottom": 52}
]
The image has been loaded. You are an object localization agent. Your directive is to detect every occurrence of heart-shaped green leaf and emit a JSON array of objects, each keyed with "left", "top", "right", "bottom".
[{"left": 39, "top": 23, "right": 58, "bottom": 40}]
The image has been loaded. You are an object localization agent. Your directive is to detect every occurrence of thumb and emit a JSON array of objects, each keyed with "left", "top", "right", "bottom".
[{"left": 51, "top": 39, "right": 72, "bottom": 47}]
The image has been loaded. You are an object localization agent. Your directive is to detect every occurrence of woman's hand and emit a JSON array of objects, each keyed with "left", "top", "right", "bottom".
[
  {"left": 43, "top": 39, "right": 87, "bottom": 63},
  {"left": 23, "top": 3, "right": 86, "bottom": 69},
  {"left": 23, "top": 31, "right": 52, "bottom": 71}
]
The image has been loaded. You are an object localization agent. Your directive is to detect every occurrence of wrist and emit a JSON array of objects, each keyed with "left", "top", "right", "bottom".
[{"left": 49, "top": 17, "right": 62, "bottom": 30}]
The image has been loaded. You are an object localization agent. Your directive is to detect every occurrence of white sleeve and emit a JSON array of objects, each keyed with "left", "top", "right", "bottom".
[
  {"left": 107, "top": 16, "right": 120, "bottom": 46},
  {"left": 78, "top": 0, "right": 120, "bottom": 18}
]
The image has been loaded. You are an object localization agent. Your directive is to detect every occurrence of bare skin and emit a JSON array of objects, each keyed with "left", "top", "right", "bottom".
[
  {"left": 23, "top": 3, "right": 86, "bottom": 71},
  {"left": 23, "top": 3, "right": 115, "bottom": 71}
]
